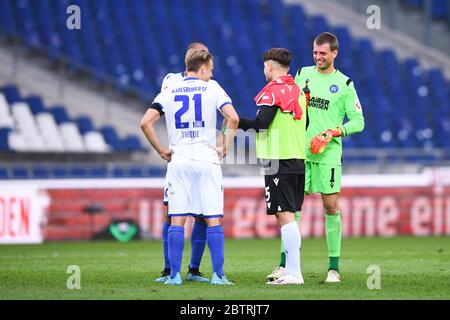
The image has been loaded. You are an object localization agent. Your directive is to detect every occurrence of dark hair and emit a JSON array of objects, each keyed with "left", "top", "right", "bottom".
[
  {"left": 263, "top": 48, "right": 292, "bottom": 67},
  {"left": 185, "top": 49, "right": 213, "bottom": 72},
  {"left": 314, "top": 32, "right": 339, "bottom": 51}
]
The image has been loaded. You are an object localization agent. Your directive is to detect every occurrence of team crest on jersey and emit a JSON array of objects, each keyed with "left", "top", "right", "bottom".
[{"left": 329, "top": 84, "right": 339, "bottom": 93}]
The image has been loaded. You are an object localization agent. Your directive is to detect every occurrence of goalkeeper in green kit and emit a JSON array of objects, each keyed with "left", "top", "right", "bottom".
[{"left": 267, "top": 32, "right": 365, "bottom": 283}]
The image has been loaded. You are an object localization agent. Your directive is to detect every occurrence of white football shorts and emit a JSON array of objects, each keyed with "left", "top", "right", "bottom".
[{"left": 165, "top": 154, "right": 224, "bottom": 217}]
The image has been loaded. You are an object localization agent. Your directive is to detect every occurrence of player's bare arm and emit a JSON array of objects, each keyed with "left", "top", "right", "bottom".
[
  {"left": 140, "top": 108, "right": 172, "bottom": 162},
  {"left": 218, "top": 104, "right": 239, "bottom": 159}
]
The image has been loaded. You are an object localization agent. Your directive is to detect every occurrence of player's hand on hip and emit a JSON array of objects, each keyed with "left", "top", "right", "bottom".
[
  {"left": 159, "top": 149, "right": 173, "bottom": 162},
  {"left": 215, "top": 145, "right": 227, "bottom": 159}
]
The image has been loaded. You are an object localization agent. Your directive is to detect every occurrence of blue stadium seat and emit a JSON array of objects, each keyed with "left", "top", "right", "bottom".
[
  {"left": 24, "top": 96, "right": 46, "bottom": 115},
  {"left": 52, "top": 166, "right": 68, "bottom": 179},
  {"left": 70, "top": 166, "right": 88, "bottom": 178},
  {"left": 431, "top": 0, "right": 448, "bottom": 19},
  {"left": 0, "top": 84, "right": 21, "bottom": 104},
  {"left": 49, "top": 106, "right": 71, "bottom": 124},
  {"left": 112, "top": 166, "right": 126, "bottom": 178},
  {"left": 75, "top": 116, "right": 95, "bottom": 134},
  {"left": 15, "top": 0, "right": 40, "bottom": 48},
  {"left": 32, "top": 165, "right": 50, "bottom": 179},
  {"left": 0, "top": 166, "right": 9, "bottom": 179},
  {"left": 0, "top": 0, "right": 16, "bottom": 36},
  {"left": 12, "top": 166, "right": 29, "bottom": 179},
  {"left": 1, "top": 0, "right": 449, "bottom": 160},
  {"left": 122, "top": 135, "right": 145, "bottom": 152},
  {"left": 0, "top": 128, "right": 12, "bottom": 151},
  {"left": 90, "top": 166, "right": 107, "bottom": 178},
  {"left": 100, "top": 126, "right": 123, "bottom": 151},
  {"left": 128, "top": 166, "right": 144, "bottom": 178},
  {"left": 147, "top": 166, "right": 164, "bottom": 177}
]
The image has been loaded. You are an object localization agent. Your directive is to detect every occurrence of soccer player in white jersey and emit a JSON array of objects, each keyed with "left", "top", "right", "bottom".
[
  {"left": 160, "top": 43, "right": 213, "bottom": 91},
  {"left": 155, "top": 43, "right": 212, "bottom": 284},
  {"left": 141, "top": 49, "right": 239, "bottom": 285}
]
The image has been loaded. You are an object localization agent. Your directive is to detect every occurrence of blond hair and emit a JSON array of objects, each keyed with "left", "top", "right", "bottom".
[
  {"left": 186, "top": 42, "right": 208, "bottom": 52},
  {"left": 185, "top": 49, "right": 213, "bottom": 72}
]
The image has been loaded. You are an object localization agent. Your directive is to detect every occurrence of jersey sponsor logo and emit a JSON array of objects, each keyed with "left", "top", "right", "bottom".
[
  {"left": 309, "top": 96, "right": 330, "bottom": 110},
  {"left": 329, "top": 84, "right": 339, "bottom": 93}
]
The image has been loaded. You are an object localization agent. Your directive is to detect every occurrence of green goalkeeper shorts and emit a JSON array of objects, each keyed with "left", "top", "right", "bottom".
[{"left": 305, "top": 161, "right": 342, "bottom": 195}]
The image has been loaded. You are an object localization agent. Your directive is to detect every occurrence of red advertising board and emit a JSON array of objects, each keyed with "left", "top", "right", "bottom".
[
  {"left": 0, "top": 187, "right": 49, "bottom": 243},
  {"left": 1, "top": 168, "right": 450, "bottom": 243}
]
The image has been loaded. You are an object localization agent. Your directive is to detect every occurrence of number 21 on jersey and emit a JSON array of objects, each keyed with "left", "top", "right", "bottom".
[{"left": 174, "top": 94, "right": 205, "bottom": 129}]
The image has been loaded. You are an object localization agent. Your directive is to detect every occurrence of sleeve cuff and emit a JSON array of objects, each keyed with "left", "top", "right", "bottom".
[
  {"left": 150, "top": 103, "right": 164, "bottom": 115},
  {"left": 218, "top": 102, "right": 232, "bottom": 110}
]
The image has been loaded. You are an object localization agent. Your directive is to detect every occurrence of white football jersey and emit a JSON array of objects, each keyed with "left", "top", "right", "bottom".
[
  {"left": 153, "top": 77, "right": 232, "bottom": 164},
  {"left": 161, "top": 72, "right": 184, "bottom": 91},
  {"left": 161, "top": 72, "right": 221, "bottom": 91}
]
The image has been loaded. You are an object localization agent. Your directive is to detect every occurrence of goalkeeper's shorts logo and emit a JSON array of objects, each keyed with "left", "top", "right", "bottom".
[
  {"left": 329, "top": 84, "right": 339, "bottom": 93},
  {"left": 330, "top": 168, "right": 336, "bottom": 188}
]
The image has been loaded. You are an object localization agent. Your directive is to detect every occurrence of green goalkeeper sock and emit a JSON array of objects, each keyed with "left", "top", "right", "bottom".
[
  {"left": 325, "top": 212, "right": 341, "bottom": 272},
  {"left": 279, "top": 211, "right": 301, "bottom": 268}
]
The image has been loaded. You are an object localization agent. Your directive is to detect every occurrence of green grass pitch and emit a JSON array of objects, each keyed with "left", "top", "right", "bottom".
[{"left": 0, "top": 236, "right": 449, "bottom": 300}]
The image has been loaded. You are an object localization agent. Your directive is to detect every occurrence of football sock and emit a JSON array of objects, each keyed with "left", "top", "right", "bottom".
[
  {"left": 190, "top": 221, "right": 207, "bottom": 269},
  {"left": 162, "top": 222, "right": 170, "bottom": 270},
  {"left": 325, "top": 212, "right": 342, "bottom": 272},
  {"left": 279, "top": 244, "right": 286, "bottom": 268},
  {"left": 279, "top": 211, "right": 300, "bottom": 268},
  {"left": 207, "top": 225, "right": 224, "bottom": 277},
  {"left": 281, "top": 221, "right": 301, "bottom": 278},
  {"left": 168, "top": 225, "right": 185, "bottom": 278}
]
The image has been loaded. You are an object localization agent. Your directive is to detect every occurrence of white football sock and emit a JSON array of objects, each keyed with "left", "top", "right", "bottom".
[{"left": 281, "top": 221, "right": 301, "bottom": 278}]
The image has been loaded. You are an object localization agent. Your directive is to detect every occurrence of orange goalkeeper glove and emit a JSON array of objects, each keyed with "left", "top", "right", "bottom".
[{"left": 308, "top": 128, "right": 342, "bottom": 155}]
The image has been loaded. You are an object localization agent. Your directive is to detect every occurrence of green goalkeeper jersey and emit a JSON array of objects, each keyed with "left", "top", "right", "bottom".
[{"left": 294, "top": 66, "right": 365, "bottom": 165}]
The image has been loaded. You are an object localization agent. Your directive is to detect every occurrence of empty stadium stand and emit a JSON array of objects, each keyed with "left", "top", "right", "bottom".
[
  {"left": 0, "top": 0, "right": 449, "bottom": 178},
  {"left": 0, "top": 84, "right": 145, "bottom": 154}
]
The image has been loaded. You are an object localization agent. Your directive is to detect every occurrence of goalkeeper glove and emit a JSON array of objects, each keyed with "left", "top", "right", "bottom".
[
  {"left": 309, "top": 128, "right": 342, "bottom": 155},
  {"left": 324, "top": 128, "right": 342, "bottom": 138}
]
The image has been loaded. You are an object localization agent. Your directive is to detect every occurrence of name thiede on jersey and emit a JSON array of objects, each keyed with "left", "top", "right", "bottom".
[
  {"left": 182, "top": 130, "right": 200, "bottom": 138},
  {"left": 308, "top": 96, "right": 330, "bottom": 110}
]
